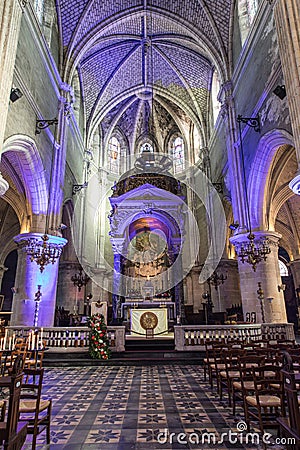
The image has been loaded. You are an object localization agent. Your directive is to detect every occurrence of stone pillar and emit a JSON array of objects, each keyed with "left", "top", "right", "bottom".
[
  {"left": 209, "top": 259, "right": 241, "bottom": 314},
  {"left": 0, "top": 0, "right": 26, "bottom": 153},
  {"left": 112, "top": 252, "right": 122, "bottom": 324},
  {"left": 230, "top": 231, "right": 287, "bottom": 323},
  {"left": 56, "top": 261, "right": 84, "bottom": 315},
  {"left": 11, "top": 233, "right": 67, "bottom": 326},
  {"left": 170, "top": 249, "right": 185, "bottom": 322},
  {"left": 0, "top": 265, "right": 8, "bottom": 288},
  {"left": 272, "top": 0, "right": 300, "bottom": 193},
  {"left": 289, "top": 259, "right": 300, "bottom": 299},
  {"left": 218, "top": 82, "right": 248, "bottom": 230}
]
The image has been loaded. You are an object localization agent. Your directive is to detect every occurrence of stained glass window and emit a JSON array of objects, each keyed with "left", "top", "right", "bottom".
[
  {"left": 172, "top": 137, "right": 185, "bottom": 174},
  {"left": 108, "top": 137, "right": 120, "bottom": 174}
]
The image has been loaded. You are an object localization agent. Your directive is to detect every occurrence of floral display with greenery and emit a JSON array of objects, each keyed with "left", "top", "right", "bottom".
[{"left": 87, "top": 313, "right": 111, "bottom": 360}]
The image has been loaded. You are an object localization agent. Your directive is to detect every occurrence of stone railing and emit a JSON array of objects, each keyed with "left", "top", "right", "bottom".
[
  {"left": 7, "top": 326, "right": 126, "bottom": 352},
  {"left": 174, "top": 323, "right": 295, "bottom": 351}
]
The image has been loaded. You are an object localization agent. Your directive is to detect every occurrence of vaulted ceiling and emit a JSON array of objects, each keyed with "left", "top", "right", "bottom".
[{"left": 56, "top": 0, "right": 234, "bottom": 148}]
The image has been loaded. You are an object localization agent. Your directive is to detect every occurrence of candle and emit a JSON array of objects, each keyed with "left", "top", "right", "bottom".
[
  {"left": 8, "top": 337, "right": 12, "bottom": 351},
  {"left": 32, "top": 333, "right": 35, "bottom": 350},
  {"left": 28, "top": 331, "right": 31, "bottom": 350},
  {"left": 40, "top": 327, "right": 43, "bottom": 348},
  {"left": 3, "top": 328, "right": 7, "bottom": 350}
]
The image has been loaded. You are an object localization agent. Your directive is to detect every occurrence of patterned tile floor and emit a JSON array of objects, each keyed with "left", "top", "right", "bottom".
[{"left": 23, "top": 365, "right": 287, "bottom": 450}]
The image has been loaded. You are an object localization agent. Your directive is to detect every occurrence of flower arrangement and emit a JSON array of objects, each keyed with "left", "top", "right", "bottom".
[{"left": 87, "top": 313, "right": 111, "bottom": 360}]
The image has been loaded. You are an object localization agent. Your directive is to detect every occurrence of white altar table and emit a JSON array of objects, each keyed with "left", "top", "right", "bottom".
[{"left": 131, "top": 308, "right": 168, "bottom": 335}]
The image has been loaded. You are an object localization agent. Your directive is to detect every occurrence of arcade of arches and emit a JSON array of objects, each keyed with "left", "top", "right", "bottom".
[{"left": 1, "top": 0, "right": 300, "bottom": 333}]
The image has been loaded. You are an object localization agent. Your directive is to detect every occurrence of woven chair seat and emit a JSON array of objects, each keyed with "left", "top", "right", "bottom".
[
  {"left": 233, "top": 380, "right": 254, "bottom": 390},
  {"left": 19, "top": 398, "right": 50, "bottom": 413},
  {"left": 246, "top": 395, "right": 281, "bottom": 407},
  {"left": 220, "top": 370, "right": 240, "bottom": 379}
]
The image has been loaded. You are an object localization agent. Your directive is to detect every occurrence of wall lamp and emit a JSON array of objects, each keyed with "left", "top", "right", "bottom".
[
  {"left": 10, "top": 88, "right": 23, "bottom": 103},
  {"left": 273, "top": 85, "right": 286, "bottom": 100},
  {"left": 277, "top": 284, "right": 286, "bottom": 292}
]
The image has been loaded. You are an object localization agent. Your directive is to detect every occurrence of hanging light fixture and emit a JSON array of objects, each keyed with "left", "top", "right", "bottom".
[
  {"left": 71, "top": 268, "right": 89, "bottom": 291},
  {"left": 22, "top": 122, "right": 66, "bottom": 272},
  {"left": 234, "top": 116, "right": 271, "bottom": 271}
]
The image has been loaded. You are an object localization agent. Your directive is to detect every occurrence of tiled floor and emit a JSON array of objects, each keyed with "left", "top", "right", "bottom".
[{"left": 23, "top": 365, "right": 286, "bottom": 450}]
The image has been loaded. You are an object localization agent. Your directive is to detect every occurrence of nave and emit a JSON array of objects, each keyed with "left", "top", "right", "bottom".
[{"left": 26, "top": 365, "right": 286, "bottom": 450}]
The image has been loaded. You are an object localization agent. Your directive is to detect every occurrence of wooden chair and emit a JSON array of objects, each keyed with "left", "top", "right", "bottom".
[
  {"left": 18, "top": 367, "right": 51, "bottom": 450},
  {"left": 0, "top": 372, "right": 27, "bottom": 450},
  {"left": 218, "top": 348, "right": 245, "bottom": 406},
  {"left": 277, "top": 369, "right": 300, "bottom": 449},
  {"left": 231, "top": 354, "right": 265, "bottom": 416},
  {"left": 244, "top": 365, "right": 285, "bottom": 433},
  {"left": 24, "top": 341, "right": 46, "bottom": 369}
]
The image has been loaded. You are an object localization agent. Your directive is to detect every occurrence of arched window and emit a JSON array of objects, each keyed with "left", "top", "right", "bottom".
[
  {"left": 278, "top": 260, "right": 288, "bottom": 277},
  {"left": 171, "top": 136, "right": 185, "bottom": 174},
  {"left": 211, "top": 70, "right": 221, "bottom": 125},
  {"left": 108, "top": 137, "right": 120, "bottom": 174},
  {"left": 34, "top": 0, "right": 44, "bottom": 23},
  {"left": 238, "top": 0, "right": 259, "bottom": 45}
]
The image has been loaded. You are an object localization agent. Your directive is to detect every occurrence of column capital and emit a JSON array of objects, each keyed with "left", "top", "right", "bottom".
[
  {"left": 230, "top": 230, "right": 281, "bottom": 247},
  {"left": 14, "top": 232, "right": 67, "bottom": 247}
]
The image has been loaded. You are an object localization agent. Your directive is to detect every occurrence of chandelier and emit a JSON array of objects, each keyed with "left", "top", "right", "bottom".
[
  {"left": 235, "top": 115, "right": 271, "bottom": 271},
  {"left": 24, "top": 234, "right": 65, "bottom": 273},
  {"left": 71, "top": 268, "right": 89, "bottom": 291},
  {"left": 207, "top": 271, "right": 227, "bottom": 290},
  {"left": 235, "top": 232, "right": 270, "bottom": 272}
]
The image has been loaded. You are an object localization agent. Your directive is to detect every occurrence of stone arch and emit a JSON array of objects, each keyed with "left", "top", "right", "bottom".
[
  {"left": 2, "top": 135, "right": 48, "bottom": 219},
  {"left": 248, "top": 129, "right": 294, "bottom": 230}
]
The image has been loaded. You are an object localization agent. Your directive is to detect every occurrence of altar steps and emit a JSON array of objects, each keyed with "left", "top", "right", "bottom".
[
  {"left": 43, "top": 335, "right": 204, "bottom": 366},
  {"left": 43, "top": 345, "right": 203, "bottom": 367}
]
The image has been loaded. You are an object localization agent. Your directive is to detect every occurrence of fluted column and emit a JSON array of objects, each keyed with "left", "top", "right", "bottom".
[
  {"left": 230, "top": 231, "right": 287, "bottom": 323},
  {"left": 0, "top": 0, "right": 26, "bottom": 153},
  {"left": 272, "top": 0, "right": 300, "bottom": 193},
  {"left": 11, "top": 233, "right": 67, "bottom": 326}
]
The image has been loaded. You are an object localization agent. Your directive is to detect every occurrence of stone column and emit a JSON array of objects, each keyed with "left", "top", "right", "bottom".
[
  {"left": 218, "top": 82, "right": 248, "bottom": 231},
  {"left": 0, "top": 0, "right": 26, "bottom": 153},
  {"left": 230, "top": 231, "right": 287, "bottom": 323},
  {"left": 0, "top": 265, "right": 8, "bottom": 288},
  {"left": 112, "top": 252, "right": 122, "bottom": 324},
  {"left": 11, "top": 233, "right": 67, "bottom": 326},
  {"left": 289, "top": 259, "right": 300, "bottom": 300},
  {"left": 272, "top": 0, "right": 300, "bottom": 193},
  {"left": 56, "top": 261, "right": 84, "bottom": 315},
  {"left": 170, "top": 248, "right": 185, "bottom": 322}
]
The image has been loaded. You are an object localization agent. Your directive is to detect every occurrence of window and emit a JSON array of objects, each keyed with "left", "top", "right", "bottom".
[
  {"left": 171, "top": 136, "right": 185, "bottom": 174},
  {"left": 278, "top": 260, "right": 288, "bottom": 277},
  {"left": 238, "top": 0, "right": 259, "bottom": 44},
  {"left": 34, "top": 0, "right": 44, "bottom": 23},
  {"left": 108, "top": 137, "right": 120, "bottom": 174}
]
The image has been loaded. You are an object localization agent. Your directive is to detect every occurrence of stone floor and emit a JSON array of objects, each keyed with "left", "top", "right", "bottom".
[{"left": 23, "top": 365, "right": 287, "bottom": 450}]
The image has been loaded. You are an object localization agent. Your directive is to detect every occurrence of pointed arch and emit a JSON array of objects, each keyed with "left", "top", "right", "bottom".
[{"left": 248, "top": 129, "right": 294, "bottom": 230}]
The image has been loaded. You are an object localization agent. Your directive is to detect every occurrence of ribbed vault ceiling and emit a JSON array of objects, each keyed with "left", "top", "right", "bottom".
[{"left": 57, "top": 0, "right": 233, "bottom": 146}]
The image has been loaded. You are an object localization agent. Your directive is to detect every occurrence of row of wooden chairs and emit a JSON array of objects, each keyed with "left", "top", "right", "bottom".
[
  {"left": 202, "top": 339, "right": 297, "bottom": 436},
  {"left": 1, "top": 338, "right": 46, "bottom": 377},
  {"left": 0, "top": 355, "right": 51, "bottom": 450}
]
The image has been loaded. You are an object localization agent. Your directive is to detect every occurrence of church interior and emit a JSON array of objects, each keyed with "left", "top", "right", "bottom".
[{"left": 0, "top": 0, "right": 300, "bottom": 448}]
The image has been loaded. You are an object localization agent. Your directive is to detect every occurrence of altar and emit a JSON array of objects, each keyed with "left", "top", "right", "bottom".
[
  {"left": 131, "top": 308, "right": 168, "bottom": 336},
  {"left": 121, "top": 301, "right": 175, "bottom": 322}
]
